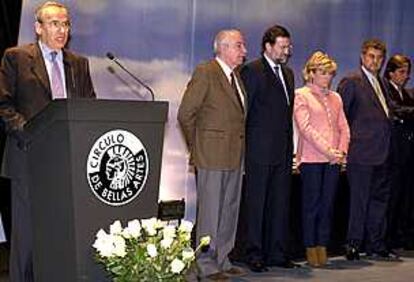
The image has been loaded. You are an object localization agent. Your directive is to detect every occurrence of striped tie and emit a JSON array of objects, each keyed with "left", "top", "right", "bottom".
[{"left": 50, "top": 51, "right": 64, "bottom": 99}]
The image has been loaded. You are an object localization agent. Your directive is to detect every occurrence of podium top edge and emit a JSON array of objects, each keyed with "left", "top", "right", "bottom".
[{"left": 26, "top": 99, "right": 169, "bottom": 130}]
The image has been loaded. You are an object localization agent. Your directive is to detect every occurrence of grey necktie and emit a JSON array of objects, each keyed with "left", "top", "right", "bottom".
[{"left": 50, "top": 51, "right": 65, "bottom": 99}]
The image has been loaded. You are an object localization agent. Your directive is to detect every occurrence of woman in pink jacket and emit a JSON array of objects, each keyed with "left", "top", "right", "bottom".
[{"left": 294, "top": 51, "right": 350, "bottom": 267}]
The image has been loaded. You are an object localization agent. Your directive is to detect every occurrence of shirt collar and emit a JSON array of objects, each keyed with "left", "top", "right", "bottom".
[
  {"left": 264, "top": 53, "right": 275, "bottom": 68},
  {"left": 361, "top": 65, "right": 378, "bottom": 83},
  {"left": 389, "top": 80, "right": 400, "bottom": 92},
  {"left": 263, "top": 53, "right": 281, "bottom": 70},
  {"left": 38, "top": 40, "right": 63, "bottom": 62},
  {"left": 215, "top": 56, "right": 233, "bottom": 80}
]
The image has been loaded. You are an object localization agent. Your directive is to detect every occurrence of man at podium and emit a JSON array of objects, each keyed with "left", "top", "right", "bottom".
[{"left": 0, "top": 1, "right": 95, "bottom": 281}]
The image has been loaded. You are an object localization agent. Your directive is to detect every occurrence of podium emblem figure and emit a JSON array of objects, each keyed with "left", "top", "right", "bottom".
[{"left": 105, "top": 146, "right": 135, "bottom": 190}]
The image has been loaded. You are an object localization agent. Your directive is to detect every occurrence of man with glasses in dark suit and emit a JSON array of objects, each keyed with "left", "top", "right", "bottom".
[{"left": 0, "top": 2, "right": 95, "bottom": 281}]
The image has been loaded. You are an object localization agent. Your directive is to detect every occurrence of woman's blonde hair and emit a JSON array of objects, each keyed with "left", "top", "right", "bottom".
[{"left": 302, "top": 51, "right": 337, "bottom": 83}]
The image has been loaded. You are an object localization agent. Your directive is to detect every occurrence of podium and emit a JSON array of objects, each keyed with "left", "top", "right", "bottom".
[{"left": 24, "top": 99, "right": 168, "bottom": 281}]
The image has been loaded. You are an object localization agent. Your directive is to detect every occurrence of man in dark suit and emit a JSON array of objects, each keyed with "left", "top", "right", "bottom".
[
  {"left": 178, "top": 29, "right": 247, "bottom": 280},
  {"left": 240, "top": 24, "right": 298, "bottom": 272},
  {"left": 337, "top": 39, "right": 396, "bottom": 260},
  {"left": 0, "top": 2, "right": 95, "bottom": 281},
  {"left": 383, "top": 54, "right": 414, "bottom": 251}
]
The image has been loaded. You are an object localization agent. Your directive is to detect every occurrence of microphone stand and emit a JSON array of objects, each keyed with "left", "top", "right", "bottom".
[{"left": 106, "top": 53, "right": 155, "bottom": 101}]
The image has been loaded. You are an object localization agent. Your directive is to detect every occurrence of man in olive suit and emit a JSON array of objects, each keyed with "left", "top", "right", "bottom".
[{"left": 178, "top": 29, "right": 247, "bottom": 280}]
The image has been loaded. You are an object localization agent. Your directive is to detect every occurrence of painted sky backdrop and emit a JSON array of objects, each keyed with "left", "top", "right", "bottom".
[{"left": 20, "top": 0, "right": 414, "bottom": 220}]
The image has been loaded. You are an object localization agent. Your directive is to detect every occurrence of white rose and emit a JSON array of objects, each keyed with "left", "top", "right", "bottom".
[
  {"left": 182, "top": 248, "right": 195, "bottom": 261},
  {"left": 156, "top": 219, "right": 166, "bottom": 229},
  {"left": 121, "top": 228, "right": 132, "bottom": 239},
  {"left": 93, "top": 229, "right": 115, "bottom": 258},
  {"left": 112, "top": 235, "right": 126, "bottom": 257},
  {"left": 123, "top": 219, "right": 141, "bottom": 238},
  {"left": 171, "top": 258, "right": 185, "bottom": 274},
  {"left": 93, "top": 228, "right": 128, "bottom": 258},
  {"left": 160, "top": 237, "right": 174, "bottom": 249},
  {"left": 181, "top": 233, "right": 191, "bottom": 242},
  {"left": 95, "top": 229, "right": 108, "bottom": 240},
  {"left": 178, "top": 220, "right": 193, "bottom": 234},
  {"left": 109, "top": 220, "right": 123, "bottom": 235},
  {"left": 147, "top": 244, "right": 158, "bottom": 258},
  {"left": 141, "top": 218, "right": 158, "bottom": 236},
  {"left": 163, "top": 225, "right": 176, "bottom": 239}
]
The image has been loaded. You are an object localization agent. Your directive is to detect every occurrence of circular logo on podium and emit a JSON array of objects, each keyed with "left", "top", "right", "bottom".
[{"left": 86, "top": 129, "right": 149, "bottom": 206}]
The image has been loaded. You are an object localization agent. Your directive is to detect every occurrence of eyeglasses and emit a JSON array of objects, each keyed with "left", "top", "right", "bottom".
[
  {"left": 278, "top": 44, "right": 293, "bottom": 51},
  {"left": 39, "top": 20, "right": 71, "bottom": 30}
]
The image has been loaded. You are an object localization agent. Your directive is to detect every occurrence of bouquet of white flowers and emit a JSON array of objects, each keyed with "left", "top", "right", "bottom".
[{"left": 93, "top": 217, "right": 210, "bottom": 282}]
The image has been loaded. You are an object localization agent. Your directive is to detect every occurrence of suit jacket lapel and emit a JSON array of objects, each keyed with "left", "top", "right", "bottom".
[
  {"left": 234, "top": 70, "right": 247, "bottom": 112},
  {"left": 390, "top": 83, "right": 403, "bottom": 103},
  {"left": 63, "top": 50, "right": 74, "bottom": 98},
  {"left": 262, "top": 57, "right": 278, "bottom": 87},
  {"left": 360, "top": 70, "right": 387, "bottom": 114},
  {"left": 30, "top": 44, "right": 52, "bottom": 98},
  {"left": 281, "top": 65, "right": 294, "bottom": 102},
  {"left": 262, "top": 57, "right": 286, "bottom": 91},
  {"left": 262, "top": 57, "right": 291, "bottom": 105},
  {"left": 212, "top": 60, "right": 244, "bottom": 112}
]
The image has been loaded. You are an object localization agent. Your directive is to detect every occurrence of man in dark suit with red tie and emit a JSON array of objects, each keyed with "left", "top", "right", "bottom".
[
  {"left": 240, "top": 24, "right": 299, "bottom": 272},
  {"left": 337, "top": 39, "right": 397, "bottom": 261},
  {"left": 0, "top": 2, "right": 95, "bottom": 281}
]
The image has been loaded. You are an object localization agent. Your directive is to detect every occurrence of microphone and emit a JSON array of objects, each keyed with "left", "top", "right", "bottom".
[{"left": 106, "top": 52, "right": 155, "bottom": 101}]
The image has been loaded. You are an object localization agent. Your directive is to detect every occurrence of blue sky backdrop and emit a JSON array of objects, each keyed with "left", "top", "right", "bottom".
[{"left": 20, "top": 0, "right": 414, "bottom": 220}]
